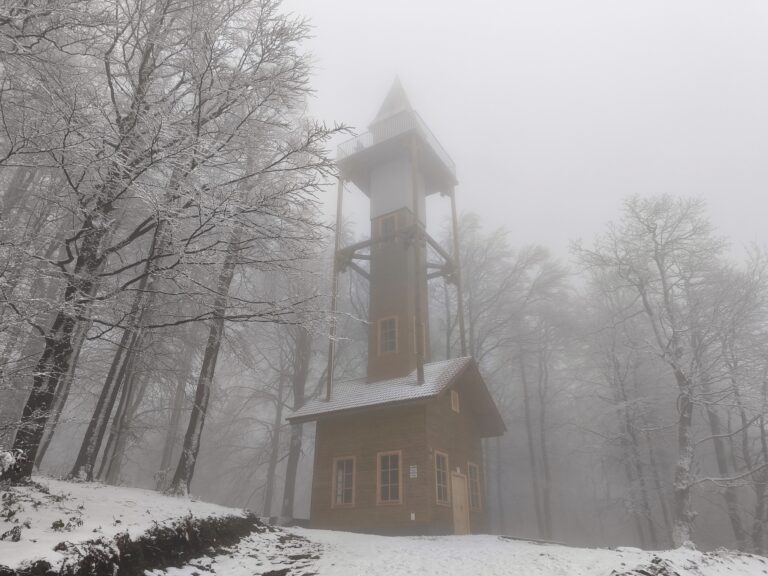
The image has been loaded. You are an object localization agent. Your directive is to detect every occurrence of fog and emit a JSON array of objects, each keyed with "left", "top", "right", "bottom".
[
  {"left": 3, "top": 0, "right": 768, "bottom": 565},
  {"left": 287, "top": 0, "right": 768, "bottom": 253}
]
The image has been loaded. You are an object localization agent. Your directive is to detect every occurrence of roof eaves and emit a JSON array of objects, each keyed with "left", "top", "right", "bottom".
[{"left": 286, "top": 393, "right": 437, "bottom": 424}]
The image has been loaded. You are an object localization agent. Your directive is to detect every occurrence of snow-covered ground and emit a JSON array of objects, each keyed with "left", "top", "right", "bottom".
[
  {"left": 3, "top": 477, "right": 767, "bottom": 575},
  {"left": 0, "top": 477, "right": 241, "bottom": 569},
  {"left": 153, "top": 527, "right": 768, "bottom": 576},
  {"left": 295, "top": 530, "right": 768, "bottom": 576}
]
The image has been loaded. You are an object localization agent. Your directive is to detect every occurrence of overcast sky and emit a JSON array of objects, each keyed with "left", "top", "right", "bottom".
[{"left": 284, "top": 0, "right": 768, "bottom": 256}]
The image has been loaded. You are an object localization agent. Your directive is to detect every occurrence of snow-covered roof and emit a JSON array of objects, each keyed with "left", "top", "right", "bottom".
[{"left": 288, "top": 357, "right": 473, "bottom": 423}]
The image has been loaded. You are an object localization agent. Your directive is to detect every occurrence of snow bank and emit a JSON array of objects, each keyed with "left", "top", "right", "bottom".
[
  {"left": 0, "top": 476, "right": 245, "bottom": 570},
  {"left": 0, "top": 450, "right": 21, "bottom": 477}
]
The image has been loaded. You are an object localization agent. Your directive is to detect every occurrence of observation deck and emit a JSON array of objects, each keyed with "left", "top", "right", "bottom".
[{"left": 337, "top": 107, "right": 458, "bottom": 196}]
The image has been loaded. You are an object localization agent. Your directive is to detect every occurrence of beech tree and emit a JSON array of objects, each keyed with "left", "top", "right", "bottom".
[
  {"left": 575, "top": 195, "right": 768, "bottom": 547},
  {"left": 0, "top": 0, "right": 340, "bottom": 484}
]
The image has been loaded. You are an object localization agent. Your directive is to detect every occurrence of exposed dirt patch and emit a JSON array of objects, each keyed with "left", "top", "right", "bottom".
[
  {"left": 0, "top": 511, "right": 264, "bottom": 576},
  {"left": 611, "top": 556, "right": 682, "bottom": 576}
]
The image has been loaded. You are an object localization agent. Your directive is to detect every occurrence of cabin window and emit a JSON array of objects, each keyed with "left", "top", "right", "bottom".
[
  {"left": 332, "top": 457, "right": 355, "bottom": 507},
  {"left": 377, "top": 451, "right": 402, "bottom": 504},
  {"left": 435, "top": 451, "right": 450, "bottom": 505},
  {"left": 380, "top": 214, "right": 397, "bottom": 238},
  {"left": 379, "top": 317, "right": 398, "bottom": 355},
  {"left": 468, "top": 462, "right": 481, "bottom": 510},
  {"left": 451, "top": 390, "right": 460, "bottom": 413}
]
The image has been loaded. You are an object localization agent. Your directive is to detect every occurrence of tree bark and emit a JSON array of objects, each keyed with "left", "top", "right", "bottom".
[
  {"left": 68, "top": 304, "right": 145, "bottom": 480},
  {"left": 494, "top": 435, "right": 505, "bottom": 534},
  {"left": 35, "top": 320, "right": 90, "bottom": 467},
  {"left": 536, "top": 343, "right": 553, "bottom": 541},
  {"left": 700, "top": 376, "right": 747, "bottom": 549},
  {"left": 519, "top": 350, "right": 544, "bottom": 538},
  {"left": 281, "top": 327, "right": 312, "bottom": 520},
  {"left": 102, "top": 363, "right": 150, "bottom": 484},
  {"left": 157, "top": 369, "right": 189, "bottom": 490},
  {"left": 168, "top": 228, "right": 240, "bottom": 495},
  {"left": 262, "top": 374, "right": 286, "bottom": 517},
  {"left": 155, "top": 350, "right": 192, "bottom": 490},
  {"left": 6, "top": 212, "right": 111, "bottom": 482},
  {"left": 671, "top": 371, "right": 695, "bottom": 547}
]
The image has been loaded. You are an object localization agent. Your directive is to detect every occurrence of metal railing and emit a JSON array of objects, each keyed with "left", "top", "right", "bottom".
[{"left": 338, "top": 109, "right": 456, "bottom": 178}]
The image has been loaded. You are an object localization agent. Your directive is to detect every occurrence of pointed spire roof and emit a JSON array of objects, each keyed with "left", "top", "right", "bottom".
[{"left": 369, "top": 76, "right": 413, "bottom": 127}]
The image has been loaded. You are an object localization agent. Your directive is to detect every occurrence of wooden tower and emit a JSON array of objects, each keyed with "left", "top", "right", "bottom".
[
  {"left": 329, "top": 78, "right": 466, "bottom": 386},
  {"left": 288, "top": 80, "right": 504, "bottom": 536}
]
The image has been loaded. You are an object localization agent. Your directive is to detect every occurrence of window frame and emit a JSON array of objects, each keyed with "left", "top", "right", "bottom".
[
  {"left": 331, "top": 456, "right": 356, "bottom": 508},
  {"left": 435, "top": 450, "right": 451, "bottom": 506},
  {"left": 378, "top": 316, "right": 398, "bottom": 356},
  {"left": 450, "top": 389, "right": 460, "bottom": 413},
  {"left": 376, "top": 450, "right": 403, "bottom": 505},
  {"left": 468, "top": 461, "right": 482, "bottom": 511}
]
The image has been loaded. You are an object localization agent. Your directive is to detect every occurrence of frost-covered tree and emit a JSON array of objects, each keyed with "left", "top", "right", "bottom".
[{"left": 0, "top": 0, "right": 340, "bottom": 483}]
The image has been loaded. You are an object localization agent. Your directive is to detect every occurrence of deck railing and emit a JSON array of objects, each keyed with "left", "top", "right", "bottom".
[{"left": 338, "top": 110, "right": 456, "bottom": 178}]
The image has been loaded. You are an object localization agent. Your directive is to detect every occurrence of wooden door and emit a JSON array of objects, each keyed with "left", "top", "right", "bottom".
[{"left": 451, "top": 472, "right": 470, "bottom": 535}]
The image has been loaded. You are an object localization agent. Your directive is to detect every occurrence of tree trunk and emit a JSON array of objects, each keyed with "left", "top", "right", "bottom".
[
  {"left": 671, "top": 371, "right": 695, "bottom": 547},
  {"left": 609, "top": 361, "right": 647, "bottom": 547},
  {"left": 700, "top": 376, "right": 746, "bottom": 550},
  {"left": 155, "top": 358, "right": 192, "bottom": 490},
  {"left": 35, "top": 320, "right": 90, "bottom": 468},
  {"left": 753, "top": 414, "right": 768, "bottom": 554},
  {"left": 168, "top": 228, "right": 240, "bottom": 495},
  {"left": 281, "top": 422, "right": 303, "bottom": 518},
  {"left": 494, "top": 435, "right": 505, "bottom": 534},
  {"left": 157, "top": 370, "right": 188, "bottom": 490},
  {"left": 98, "top": 366, "right": 134, "bottom": 482},
  {"left": 68, "top": 314, "right": 144, "bottom": 480},
  {"left": 643, "top": 427, "right": 672, "bottom": 542},
  {"left": 103, "top": 364, "right": 151, "bottom": 484},
  {"left": 519, "top": 350, "right": 544, "bottom": 538},
  {"left": 609, "top": 353, "right": 658, "bottom": 548},
  {"left": 166, "top": 316, "right": 224, "bottom": 495},
  {"left": 6, "top": 213, "right": 110, "bottom": 482},
  {"left": 262, "top": 374, "right": 286, "bottom": 517},
  {"left": 281, "top": 327, "right": 312, "bottom": 520},
  {"left": 536, "top": 345, "right": 553, "bottom": 541}
]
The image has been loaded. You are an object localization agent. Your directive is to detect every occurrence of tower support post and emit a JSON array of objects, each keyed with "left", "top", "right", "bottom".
[
  {"left": 411, "top": 140, "right": 425, "bottom": 384},
  {"left": 450, "top": 187, "right": 468, "bottom": 356},
  {"left": 326, "top": 177, "right": 344, "bottom": 401}
]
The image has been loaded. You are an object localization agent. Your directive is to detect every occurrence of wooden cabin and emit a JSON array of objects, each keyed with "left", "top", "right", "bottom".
[
  {"left": 288, "top": 357, "right": 505, "bottom": 535},
  {"left": 286, "top": 79, "right": 506, "bottom": 535}
]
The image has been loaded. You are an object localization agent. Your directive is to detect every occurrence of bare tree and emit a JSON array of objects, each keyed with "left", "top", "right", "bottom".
[{"left": 575, "top": 195, "right": 761, "bottom": 547}]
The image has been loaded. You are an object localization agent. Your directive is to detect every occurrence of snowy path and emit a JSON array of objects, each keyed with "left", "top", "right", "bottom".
[
  {"left": 300, "top": 530, "right": 646, "bottom": 576},
  {"left": 296, "top": 530, "right": 768, "bottom": 575}
]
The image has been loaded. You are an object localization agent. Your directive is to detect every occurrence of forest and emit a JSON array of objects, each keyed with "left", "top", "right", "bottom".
[{"left": 2, "top": 0, "right": 768, "bottom": 558}]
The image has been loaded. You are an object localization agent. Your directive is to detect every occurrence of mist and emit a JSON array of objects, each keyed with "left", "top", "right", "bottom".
[{"left": 2, "top": 0, "right": 768, "bottom": 572}]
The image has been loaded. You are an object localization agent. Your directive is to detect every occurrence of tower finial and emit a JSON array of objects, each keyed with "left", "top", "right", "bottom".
[{"left": 369, "top": 76, "right": 413, "bottom": 128}]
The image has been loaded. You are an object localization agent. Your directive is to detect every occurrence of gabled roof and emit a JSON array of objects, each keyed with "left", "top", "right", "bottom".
[
  {"left": 287, "top": 357, "right": 506, "bottom": 437},
  {"left": 369, "top": 76, "right": 413, "bottom": 127}
]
